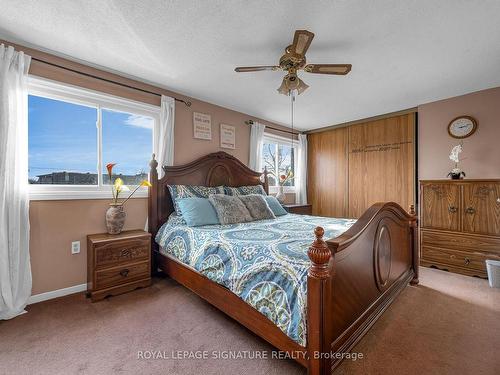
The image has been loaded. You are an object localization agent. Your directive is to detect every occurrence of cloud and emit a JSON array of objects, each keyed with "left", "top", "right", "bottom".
[{"left": 124, "top": 114, "right": 154, "bottom": 130}]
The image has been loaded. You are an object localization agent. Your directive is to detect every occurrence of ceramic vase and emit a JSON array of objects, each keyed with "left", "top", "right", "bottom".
[
  {"left": 276, "top": 186, "right": 286, "bottom": 203},
  {"left": 106, "top": 204, "right": 126, "bottom": 234}
]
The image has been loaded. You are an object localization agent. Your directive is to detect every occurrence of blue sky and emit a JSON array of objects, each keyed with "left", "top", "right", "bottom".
[{"left": 28, "top": 95, "right": 153, "bottom": 180}]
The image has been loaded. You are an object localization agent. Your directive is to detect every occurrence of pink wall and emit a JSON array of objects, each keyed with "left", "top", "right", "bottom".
[
  {"left": 418, "top": 87, "right": 500, "bottom": 179},
  {"left": 172, "top": 100, "right": 282, "bottom": 166}
]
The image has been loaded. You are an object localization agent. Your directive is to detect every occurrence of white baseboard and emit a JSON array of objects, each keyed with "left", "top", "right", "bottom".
[{"left": 28, "top": 283, "right": 87, "bottom": 305}]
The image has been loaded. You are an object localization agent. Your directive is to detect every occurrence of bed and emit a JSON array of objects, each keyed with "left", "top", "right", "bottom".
[{"left": 148, "top": 151, "right": 419, "bottom": 374}]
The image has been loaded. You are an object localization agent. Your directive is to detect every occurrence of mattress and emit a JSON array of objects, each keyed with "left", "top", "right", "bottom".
[{"left": 155, "top": 213, "right": 356, "bottom": 346}]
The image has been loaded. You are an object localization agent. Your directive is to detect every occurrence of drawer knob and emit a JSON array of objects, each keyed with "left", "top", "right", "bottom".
[
  {"left": 465, "top": 207, "right": 476, "bottom": 214},
  {"left": 464, "top": 258, "right": 470, "bottom": 265},
  {"left": 120, "top": 249, "right": 131, "bottom": 258},
  {"left": 120, "top": 269, "right": 130, "bottom": 277},
  {"left": 448, "top": 206, "right": 457, "bottom": 213}
]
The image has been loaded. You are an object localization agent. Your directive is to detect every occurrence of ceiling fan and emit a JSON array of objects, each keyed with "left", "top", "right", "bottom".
[{"left": 235, "top": 30, "right": 352, "bottom": 95}]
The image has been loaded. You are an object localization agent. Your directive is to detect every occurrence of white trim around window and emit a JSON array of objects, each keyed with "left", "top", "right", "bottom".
[{"left": 28, "top": 77, "right": 160, "bottom": 201}]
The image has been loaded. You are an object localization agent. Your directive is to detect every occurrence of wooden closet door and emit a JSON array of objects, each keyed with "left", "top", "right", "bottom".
[
  {"left": 308, "top": 127, "right": 348, "bottom": 218},
  {"left": 463, "top": 183, "right": 500, "bottom": 235},
  {"left": 348, "top": 114, "right": 415, "bottom": 218},
  {"left": 421, "top": 183, "right": 460, "bottom": 231}
]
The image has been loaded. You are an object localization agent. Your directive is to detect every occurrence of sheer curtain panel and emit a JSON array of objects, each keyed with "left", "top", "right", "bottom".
[
  {"left": 249, "top": 121, "right": 266, "bottom": 172},
  {"left": 0, "top": 44, "right": 32, "bottom": 319},
  {"left": 296, "top": 133, "right": 308, "bottom": 205},
  {"left": 155, "top": 95, "right": 175, "bottom": 177}
]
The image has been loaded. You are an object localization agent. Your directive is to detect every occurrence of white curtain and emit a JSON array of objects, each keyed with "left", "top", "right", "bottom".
[
  {"left": 146, "top": 95, "right": 175, "bottom": 231},
  {"left": 249, "top": 121, "right": 266, "bottom": 171},
  {"left": 155, "top": 95, "right": 175, "bottom": 177},
  {"left": 295, "top": 133, "right": 308, "bottom": 204},
  {"left": 0, "top": 45, "right": 32, "bottom": 320}
]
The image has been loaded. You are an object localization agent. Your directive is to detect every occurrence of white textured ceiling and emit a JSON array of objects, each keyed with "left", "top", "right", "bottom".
[{"left": 1, "top": 0, "right": 500, "bottom": 130}]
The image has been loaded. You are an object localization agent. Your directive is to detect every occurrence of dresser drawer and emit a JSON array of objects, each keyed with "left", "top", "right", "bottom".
[
  {"left": 421, "top": 230, "right": 500, "bottom": 255},
  {"left": 94, "top": 238, "right": 150, "bottom": 268},
  {"left": 421, "top": 246, "right": 499, "bottom": 274},
  {"left": 95, "top": 261, "right": 150, "bottom": 290}
]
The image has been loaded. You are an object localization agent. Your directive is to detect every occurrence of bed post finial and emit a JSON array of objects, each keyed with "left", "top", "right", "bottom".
[
  {"left": 308, "top": 227, "right": 331, "bottom": 279},
  {"left": 409, "top": 204, "right": 416, "bottom": 216}
]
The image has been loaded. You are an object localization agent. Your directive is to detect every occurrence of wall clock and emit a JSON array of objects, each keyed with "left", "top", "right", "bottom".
[{"left": 447, "top": 116, "right": 477, "bottom": 139}]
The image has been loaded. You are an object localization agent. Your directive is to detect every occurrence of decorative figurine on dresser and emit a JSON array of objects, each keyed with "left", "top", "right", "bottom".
[
  {"left": 419, "top": 180, "right": 500, "bottom": 278},
  {"left": 87, "top": 230, "right": 151, "bottom": 301}
]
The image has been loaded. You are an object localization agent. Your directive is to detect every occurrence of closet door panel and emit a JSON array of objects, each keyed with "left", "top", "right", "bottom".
[
  {"left": 308, "top": 127, "right": 348, "bottom": 218},
  {"left": 348, "top": 114, "right": 415, "bottom": 218}
]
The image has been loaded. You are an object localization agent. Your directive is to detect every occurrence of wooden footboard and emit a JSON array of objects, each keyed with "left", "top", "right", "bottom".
[{"left": 307, "top": 202, "right": 418, "bottom": 374}]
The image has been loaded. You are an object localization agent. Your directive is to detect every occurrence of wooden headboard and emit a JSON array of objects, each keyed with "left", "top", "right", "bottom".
[{"left": 148, "top": 151, "right": 268, "bottom": 243}]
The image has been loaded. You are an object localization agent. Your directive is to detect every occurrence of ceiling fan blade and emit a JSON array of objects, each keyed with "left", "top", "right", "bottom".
[
  {"left": 234, "top": 66, "right": 279, "bottom": 72},
  {"left": 291, "top": 30, "right": 315, "bottom": 56},
  {"left": 304, "top": 64, "right": 352, "bottom": 75}
]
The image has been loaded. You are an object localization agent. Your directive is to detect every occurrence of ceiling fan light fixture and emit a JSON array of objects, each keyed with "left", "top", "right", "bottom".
[
  {"left": 277, "top": 74, "right": 309, "bottom": 96},
  {"left": 277, "top": 78, "right": 289, "bottom": 95},
  {"left": 296, "top": 77, "right": 309, "bottom": 95}
]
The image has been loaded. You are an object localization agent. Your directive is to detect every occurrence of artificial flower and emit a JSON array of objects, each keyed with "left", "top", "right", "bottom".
[
  {"left": 449, "top": 144, "right": 463, "bottom": 163},
  {"left": 140, "top": 180, "right": 152, "bottom": 187},
  {"left": 106, "top": 163, "right": 116, "bottom": 177},
  {"left": 114, "top": 178, "right": 124, "bottom": 192}
]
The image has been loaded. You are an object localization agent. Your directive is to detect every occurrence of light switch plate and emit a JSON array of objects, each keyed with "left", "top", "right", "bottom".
[{"left": 71, "top": 241, "right": 80, "bottom": 254}]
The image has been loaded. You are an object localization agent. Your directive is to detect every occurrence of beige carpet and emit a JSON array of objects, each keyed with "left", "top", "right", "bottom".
[{"left": 0, "top": 268, "right": 499, "bottom": 375}]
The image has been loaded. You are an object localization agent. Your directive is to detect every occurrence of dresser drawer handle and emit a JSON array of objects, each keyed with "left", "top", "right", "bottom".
[
  {"left": 120, "top": 249, "right": 131, "bottom": 258},
  {"left": 448, "top": 206, "right": 457, "bottom": 213},
  {"left": 119, "top": 269, "right": 130, "bottom": 277},
  {"left": 464, "top": 258, "right": 471, "bottom": 266},
  {"left": 465, "top": 207, "right": 476, "bottom": 214}
]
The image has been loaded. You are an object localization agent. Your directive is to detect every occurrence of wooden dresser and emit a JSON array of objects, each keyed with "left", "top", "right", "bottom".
[
  {"left": 87, "top": 230, "right": 151, "bottom": 301},
  {"left": 419, "top": 179, "right": 500, "bottom": 278}
]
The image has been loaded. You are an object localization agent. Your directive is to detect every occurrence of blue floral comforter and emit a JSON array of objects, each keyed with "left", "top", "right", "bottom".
[{"left": 155, "top": 213, "right": 356, "bottom": 346}]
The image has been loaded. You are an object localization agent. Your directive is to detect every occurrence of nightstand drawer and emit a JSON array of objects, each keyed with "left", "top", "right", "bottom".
[
  {"left": 95, "top": 260, "right": 150, "bottom": 290},
  {"left": 94, "top": 238, "right": 150, "bottom": 268}
]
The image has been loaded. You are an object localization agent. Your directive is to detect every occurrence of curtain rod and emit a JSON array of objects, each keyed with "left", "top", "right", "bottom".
[
  {"left": 244, "top": 120, "right": 301, "bottom": 135},
  {"left": 31, "top": 57, "right": 192, "bottom": 107}
]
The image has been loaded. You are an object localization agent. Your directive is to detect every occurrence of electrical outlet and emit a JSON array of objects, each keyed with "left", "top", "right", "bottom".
[{"left": 71, "top": 241, "right": 80, "bottom": 254}]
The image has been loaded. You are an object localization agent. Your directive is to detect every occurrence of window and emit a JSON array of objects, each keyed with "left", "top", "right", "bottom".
[
  {"left": 28, "top": 78, "right": 159, "bottom": 199},
  {"left": 261, "top": 135, "right": 296, "bottom": 192}
]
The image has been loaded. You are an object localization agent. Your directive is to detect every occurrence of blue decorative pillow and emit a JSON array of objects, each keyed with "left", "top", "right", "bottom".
[
  {"left": 176, "top": 198, "right": 220, "bottom": 227},
  {"left": 264, "top": 196, "right": 288, "bottom": 216},
  {"left": 224, "top": 185, "right": 267, "bottom": 196},
  {"left": 168, "top": 185, "right": 224, "bottom": 215}
]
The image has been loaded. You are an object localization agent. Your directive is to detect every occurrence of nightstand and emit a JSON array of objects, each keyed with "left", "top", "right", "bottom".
[
  {"left": 87, "top": 230, "right": 151, "bottom": 302},
  {"left": 283, "top": 204, "right": 312, "bottom": 215}
]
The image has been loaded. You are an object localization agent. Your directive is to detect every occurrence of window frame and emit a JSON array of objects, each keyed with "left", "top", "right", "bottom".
[
  {"left": 28, "top": 77, "right": 160, "bottom": 201},
  {"left": 261, "top": 133, "right": 297, "bottom": 194}
]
